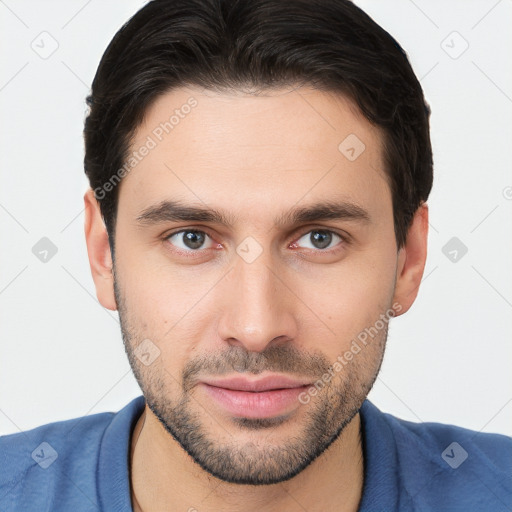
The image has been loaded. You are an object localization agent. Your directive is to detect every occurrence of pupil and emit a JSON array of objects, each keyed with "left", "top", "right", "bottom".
[
  {"left": 184, "top": 231, "right": 204, "bottom": 249},
  {"left": 311, "top": 230, "right": 331, "bottom": 249}
]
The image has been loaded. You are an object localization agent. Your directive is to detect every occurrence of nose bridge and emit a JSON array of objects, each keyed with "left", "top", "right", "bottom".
[
  {"left": 217, "top": 247, "right": 297, "bottom": 351},
  {"left": 238, "top": 254, "right": 275, "bottom": 309}
]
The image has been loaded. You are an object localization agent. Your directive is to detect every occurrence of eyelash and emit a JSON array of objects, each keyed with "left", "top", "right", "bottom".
[{"left": 162, "top": 228, "right": 349, "bottom": 258}]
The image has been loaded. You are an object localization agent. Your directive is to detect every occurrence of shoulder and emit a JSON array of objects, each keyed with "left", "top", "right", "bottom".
[
  {"left": 384, "top": 409, "right": 512, "bottom": 475},
  {"left": 0, "top": 396, "right": 144, "bottom": 511},
  {"left": 0, "top": 410, "right": 113, "bottom": 509},
  {"left": 0, "top": 407, "right": 116, "bottom": 459},
  {"left": 363, "top": 400, "right": 512, "bottom": 510}
]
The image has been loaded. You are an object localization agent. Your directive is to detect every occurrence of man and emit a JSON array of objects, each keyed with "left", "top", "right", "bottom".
[{"left": 1, "top": 0, "right": 511, "bottom": 510}]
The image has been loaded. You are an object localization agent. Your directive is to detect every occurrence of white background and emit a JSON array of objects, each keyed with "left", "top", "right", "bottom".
[{"left": 0, "top": 0, "right": 511, "bottom": 436}]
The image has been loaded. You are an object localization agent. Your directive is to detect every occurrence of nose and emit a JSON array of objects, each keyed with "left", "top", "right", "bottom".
[{"left": 217, "top": 250, "right": 299, "bottom": 353}]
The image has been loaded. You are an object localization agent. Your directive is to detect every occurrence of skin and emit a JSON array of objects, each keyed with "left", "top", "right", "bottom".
[{"left": 84, "top": 85, "right": 428, "bottom": 512}]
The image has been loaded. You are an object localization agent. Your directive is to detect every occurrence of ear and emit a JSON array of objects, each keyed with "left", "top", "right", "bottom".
[
  {"left": 392, "top": 202, "right": 429, "bottom": 316},
  {"left": 84, "top": 189, "right": 117, "bottom": 311}
]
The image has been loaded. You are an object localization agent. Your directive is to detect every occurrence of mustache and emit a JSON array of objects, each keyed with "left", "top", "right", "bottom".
[{"left": 182, "top": 344, "right": 331, "bottom": 391}]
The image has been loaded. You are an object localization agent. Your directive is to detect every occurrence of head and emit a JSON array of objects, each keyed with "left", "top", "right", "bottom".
[{"left": 83, "top": 0, "right": 432, "bottom": 485}]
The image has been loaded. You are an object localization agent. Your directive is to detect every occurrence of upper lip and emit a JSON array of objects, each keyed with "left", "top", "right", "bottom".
[{"left": 201, "top": 374, "right": 312, "bottom": 392}]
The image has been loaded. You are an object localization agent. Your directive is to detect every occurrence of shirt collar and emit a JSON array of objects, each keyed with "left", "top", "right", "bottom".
[
  {"left": 98, "top": 395, "right": 145, "bottom": 511},
  {"left": 357, "top": 399, "right": 401, "bottom": 510}
]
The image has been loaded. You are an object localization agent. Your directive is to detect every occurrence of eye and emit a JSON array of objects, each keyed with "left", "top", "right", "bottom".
[
  {"left": 293, "top": 229, "right": 344, "bottom": 251},
  {"left": 166, "top": 230, "right": 214, "bottom": 251}
]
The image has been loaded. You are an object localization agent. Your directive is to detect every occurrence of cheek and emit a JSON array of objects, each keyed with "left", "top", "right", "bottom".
[
  {"left": 117, "top": 259, "right": 221, "bottom": 370},
  {"left": 298, "top": 247, "right": 397, "bottom": 357}
]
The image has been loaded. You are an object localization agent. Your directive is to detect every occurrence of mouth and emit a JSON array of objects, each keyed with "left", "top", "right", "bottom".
[{"left": 198, "top": 374, "right": 312, "bottom": 419}]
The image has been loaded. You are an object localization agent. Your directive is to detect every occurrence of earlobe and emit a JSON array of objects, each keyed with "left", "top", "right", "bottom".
[
  {"left": 391, "top": 202, "right": 429, "bottom": 316},
  {"left": 83, "top": 189, "right": 117, "bottom": 311}
]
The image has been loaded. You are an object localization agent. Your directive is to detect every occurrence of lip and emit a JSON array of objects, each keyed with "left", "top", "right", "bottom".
[
  {"left": 201, "top": 375, "right": 312, "bottom": 392},
  {"left": 199, "top": 374, "right": 312, "bottom": 419}
]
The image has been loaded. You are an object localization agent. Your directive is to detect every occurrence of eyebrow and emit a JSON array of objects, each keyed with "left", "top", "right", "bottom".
[{"left": 135, "top": 199, "right": 371, "bottom": 228}]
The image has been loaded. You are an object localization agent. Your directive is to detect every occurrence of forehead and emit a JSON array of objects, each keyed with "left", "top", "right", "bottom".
[{"left": 118, "top": 85, "right": 391, "bottom": 225}]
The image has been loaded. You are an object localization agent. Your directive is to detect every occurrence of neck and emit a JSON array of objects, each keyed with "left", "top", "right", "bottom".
[{"left": 130, "top": 407, "right": 364, "bottom": 512}]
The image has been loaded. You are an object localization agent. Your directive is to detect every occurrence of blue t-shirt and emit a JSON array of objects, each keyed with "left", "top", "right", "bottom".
[{"left": 1, "top": 396, "right": 511, "bottom": 511}]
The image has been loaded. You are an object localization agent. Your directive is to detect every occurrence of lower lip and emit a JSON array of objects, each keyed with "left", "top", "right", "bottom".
[{"left": 200, "top": 383, "right": 310, "bottom": 419}]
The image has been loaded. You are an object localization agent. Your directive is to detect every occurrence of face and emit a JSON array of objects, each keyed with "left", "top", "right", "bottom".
[{"left": 109, "top": 85, "right": 404, "bottom": 484}]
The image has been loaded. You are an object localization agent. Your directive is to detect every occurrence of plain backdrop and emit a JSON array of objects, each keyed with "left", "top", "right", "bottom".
[{"left": 0, "top": 0, "right": 511, "bottom": 437}]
